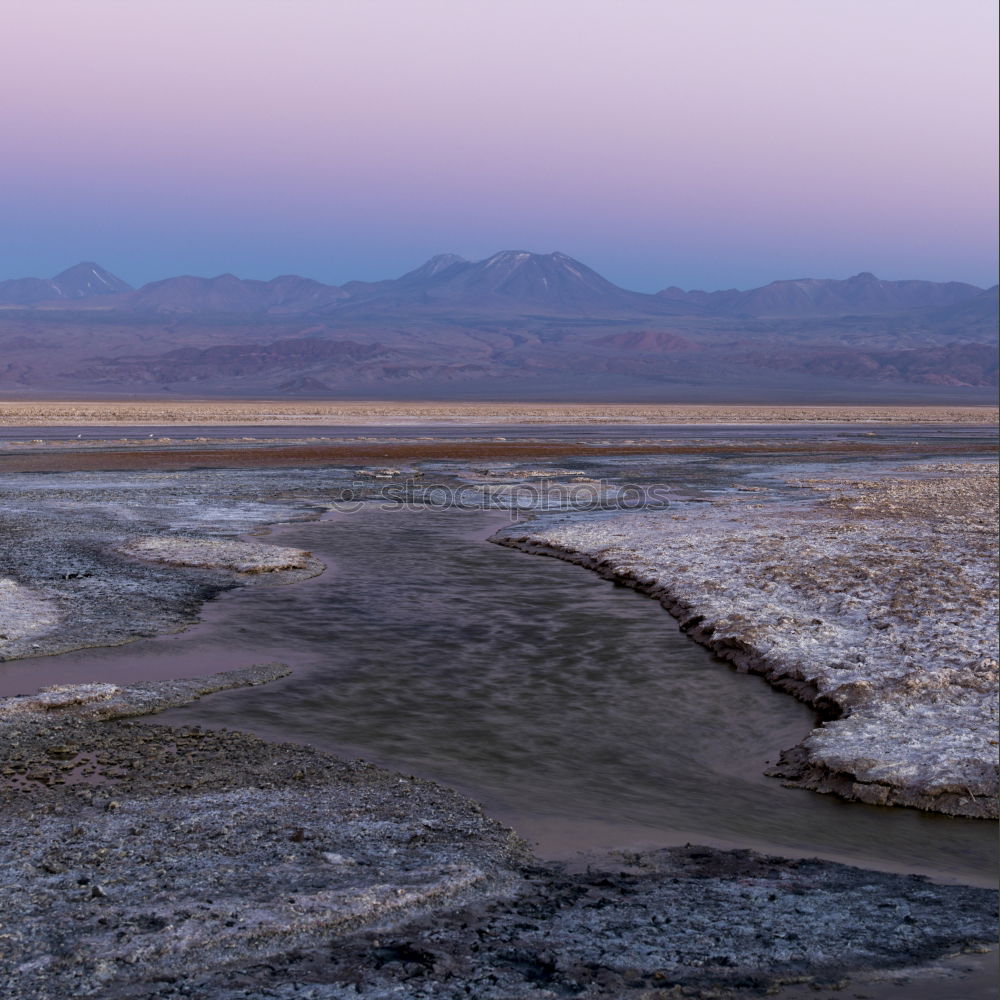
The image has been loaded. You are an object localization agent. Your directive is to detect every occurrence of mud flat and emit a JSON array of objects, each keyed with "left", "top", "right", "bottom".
[
  {"left": 1, "top": 667, "right": 996, "bottom": 1000},
  {"left": 498, "top": 463, "right": 999, "bottom": 818}
]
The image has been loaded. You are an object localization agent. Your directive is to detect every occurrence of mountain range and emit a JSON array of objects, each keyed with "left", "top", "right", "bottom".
[{"left": 0, "top": 252, "right": 996, "bottom": 401}]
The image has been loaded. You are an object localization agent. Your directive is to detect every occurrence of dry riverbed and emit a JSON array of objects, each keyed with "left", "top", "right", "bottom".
[{"left": 497, "top": 463, "right": 1000, "bottom": 818}]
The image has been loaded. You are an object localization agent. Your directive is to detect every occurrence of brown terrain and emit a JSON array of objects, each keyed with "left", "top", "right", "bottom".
[
  {"left": 1, "top": 255, "right": 996, "bottom": 402},
  {"left": 2, "top": 436, "right": 996, "bottom": 475},
  {"left": 1, "top": 400, "right": 996, "bottom": 425}
]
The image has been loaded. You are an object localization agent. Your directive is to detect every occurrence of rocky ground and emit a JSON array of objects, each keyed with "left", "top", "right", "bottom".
[
  {"left": 497, "top": 463, "right": 1000, "bottom": 818},
  {"left": 1, "top": 667, "right": 995, "bottom": 1000}
]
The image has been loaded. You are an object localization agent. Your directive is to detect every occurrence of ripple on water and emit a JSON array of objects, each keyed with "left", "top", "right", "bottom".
[{"left": 137, "top": 506, "right": 997, "bottom": 887}]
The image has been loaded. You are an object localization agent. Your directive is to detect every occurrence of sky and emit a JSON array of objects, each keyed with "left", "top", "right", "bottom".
[{"left": 1, "top": 0, "right": 997, "bottom": 292}]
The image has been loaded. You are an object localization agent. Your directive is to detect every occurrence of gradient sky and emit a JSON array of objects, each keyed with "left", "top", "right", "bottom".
[{"left": 1, "top": 0, "right": 997, "bottom": 291}]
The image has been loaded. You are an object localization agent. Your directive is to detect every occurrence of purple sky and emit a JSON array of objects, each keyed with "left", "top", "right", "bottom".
[{"left": 2, "top": 0, "right": 997, "bottom": 291}]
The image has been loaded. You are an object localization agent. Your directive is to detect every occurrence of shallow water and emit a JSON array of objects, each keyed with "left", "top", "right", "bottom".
[
  {"left": 3, "top": 420, "right": 996, "bottom": 445},
  {"left": 16, "top": 501, "right": 996, "bottom": 887}
]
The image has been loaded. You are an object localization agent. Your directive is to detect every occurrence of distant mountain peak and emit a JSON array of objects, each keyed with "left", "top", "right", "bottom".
[
  {"left": 333, "top": 248, "right": 666, "bottom": 315},
  {"left": 424, "top": 253, "right": 468, "bottom": 271},
  {"left": 484, "top": 249, "right": 533, "bottom": 263},
  {"left": 482, "top": 249, "right": 572, "bottom": 266},
  {"left": 0, "top": 261, "right": 132, "bottom": 304},
  {"left": 475, "top": 249, "right": 596, "bottom": 279},
  {"left": 402, "top": 253, "right": 470, "bottom": 281},
  {"left": 51, "top": 262, "right": 132, "bottom": 296}
]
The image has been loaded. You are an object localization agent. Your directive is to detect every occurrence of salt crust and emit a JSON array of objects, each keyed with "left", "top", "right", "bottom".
[
  {"left": 499, "top": 465, "right": 999, "bottom": 817},
  {"left": 120, "top": 536, "right": 314, "bottom": 573},
  {"left": 0, "top": 663, "right": 291, "bottom": 721},
  {"left": 0, "top": 579, "right": 60, "bottom": 647}
]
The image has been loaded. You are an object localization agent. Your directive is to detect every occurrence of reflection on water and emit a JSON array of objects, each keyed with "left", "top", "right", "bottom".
[{"left": 20, "top": 503, "right": 987, "bottom": 885}]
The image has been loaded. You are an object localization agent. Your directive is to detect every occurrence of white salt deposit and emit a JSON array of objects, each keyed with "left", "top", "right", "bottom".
[
  {"left": 120, "top": 536, "right": 315, "bottom": 574},
  {"left": 0, "top": 580, "right": 60, "bottom": 652}
]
